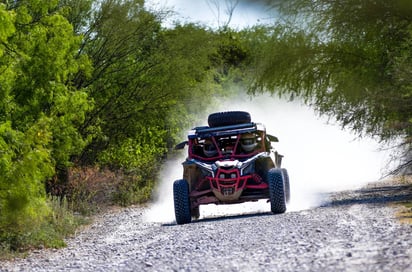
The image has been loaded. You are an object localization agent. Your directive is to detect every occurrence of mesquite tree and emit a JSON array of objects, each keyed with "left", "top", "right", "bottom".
[{"left": 247, "top": 0, "right": 412, "bottom": 172}]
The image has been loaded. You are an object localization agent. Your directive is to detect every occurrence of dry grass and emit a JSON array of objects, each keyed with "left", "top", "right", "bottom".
[
  {"left": 367, "top": 175, "right": 412, "bottom": 224},
  {"left": 396, "top": 202, "right": 412, "bottom": 224},
  {"left": 391, "top": 175, "right": 412, "bottom": 224},
  {"left": 66, "top": 166, "right": 154, "bottom": 214},
  {"left": 67, "top": 166, "right": 121, "bottom": 214},
  {"left": 392, "top": 175, "right": 412, "bottom": 185}
]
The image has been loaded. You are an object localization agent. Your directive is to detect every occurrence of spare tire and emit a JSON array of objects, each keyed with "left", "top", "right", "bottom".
[{"left": 208, "top": 111, "right": 251, "bottom": 127}]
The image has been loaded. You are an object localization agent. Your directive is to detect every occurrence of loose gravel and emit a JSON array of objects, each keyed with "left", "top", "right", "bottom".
[{"left": 1, "top": 182, "right": 412, "bottom": 272}]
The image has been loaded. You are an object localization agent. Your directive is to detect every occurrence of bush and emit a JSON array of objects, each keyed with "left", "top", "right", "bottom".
[
  {"left": 66, "top": 166, "right": 119, "bottom": 215},
  {"left": 98, "top": 137, "right": 164, "bottom": 205},
  {"left": 0, "top": 120, "right": 54, "bottom": 250},
  {"left": 0, "top": 196, "right": 84, "bottom": 259},
  {"left": 112, "top": 174, "right": 154, "bottom": 206},
  {"left": 65, "top": 166, "right": 154, "bottom": 211}
]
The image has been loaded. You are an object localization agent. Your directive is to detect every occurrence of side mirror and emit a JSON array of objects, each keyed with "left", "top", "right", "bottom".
[
  {"left": 267, "top": 134, "right": 279, "bottom": 142},
  {"left": 175, "top": 141, "right": 188, "bottom": 150}
]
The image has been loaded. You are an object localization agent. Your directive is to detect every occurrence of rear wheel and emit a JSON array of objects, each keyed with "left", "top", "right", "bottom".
[
  {"left": 267, "top": 168, "right": 286, "bottom": 214},
  {"left": 281, "top": 168, "right": 291, "bottom": 203},
  {"left": 173, "top": 179, "right": 192, "bottom": 224}
]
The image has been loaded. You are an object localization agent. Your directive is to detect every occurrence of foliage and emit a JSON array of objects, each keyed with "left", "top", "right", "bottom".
[
  {"left": 58, "top": 0, "right": 94, "bottom": 34},
  {"left": 98, "top": 134, "right": 165, "bottom": 205},
  {"left": 0, "top": 120, "right": 53, "bottom": 236},
  {"left": 0, "top": 0, "right": 91, "bottom": 249},
  {"left": 64, "top": 0, "right": 225, "bottom": 169},
  {"left": 0, "top": 196, "right": 83, "bottom": 257},
  {"left": 66, "top": 166, "right": 118, "bottom": 214},
  {"left": 68, "top": 0, "right": 174, "bottom": 165},
  {"left": 112, "top": 174, "right": 153, "bottom": 206},
  {"left": 247, "top": 0, "right": 412, "bottom": 171}
]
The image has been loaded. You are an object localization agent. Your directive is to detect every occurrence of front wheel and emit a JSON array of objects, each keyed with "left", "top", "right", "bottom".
[
  {"left": 173, "top": 179, "right": 192, "bottom": 224},
  {"left": 267, "top": 168, "right": 286, "bottom": 214},
  {"left": 281, "top": 168, "right": 291, "bottom": 203}
]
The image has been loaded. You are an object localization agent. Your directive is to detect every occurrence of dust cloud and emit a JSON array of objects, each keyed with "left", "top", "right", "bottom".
[{"left": 144, "top": 94, "right": 390, "bottom": 223}]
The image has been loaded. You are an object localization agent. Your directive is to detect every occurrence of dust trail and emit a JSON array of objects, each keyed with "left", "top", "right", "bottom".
[
  {"left": 144, "top": 94, "right": 390, "bottom": 223},
  {"left": 143, "top": 153, "right": 185, "bottom": 224}
]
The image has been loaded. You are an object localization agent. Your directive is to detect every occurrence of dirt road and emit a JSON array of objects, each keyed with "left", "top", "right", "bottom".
[{"left": 1, "top": 182, "right": 412, "bottom": 272}]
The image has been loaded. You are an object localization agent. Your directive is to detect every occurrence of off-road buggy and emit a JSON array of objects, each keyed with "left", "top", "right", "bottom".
[{"left": 173, "top": 111, "right": 290, "bottom": 224}]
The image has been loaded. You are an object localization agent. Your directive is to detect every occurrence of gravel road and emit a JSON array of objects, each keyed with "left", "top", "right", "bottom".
[{"left": 1, "top": 182, "right": 412, "bottom": 272}]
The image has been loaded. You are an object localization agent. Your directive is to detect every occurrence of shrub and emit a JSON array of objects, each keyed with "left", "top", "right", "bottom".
[
  {"left": 66, "top": 166, "right": 119, "bottom": 215},
  {"left": 0, "top": 196, "right": 84, "bottom": 259},
  {"left": 0, "top": 120, "right": 54, "bottom": 250}
]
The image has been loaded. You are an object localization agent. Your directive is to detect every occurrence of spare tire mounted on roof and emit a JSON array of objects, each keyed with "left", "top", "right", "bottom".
[{"left": 208, "top": 111, "right": 251, "bottom": 127}]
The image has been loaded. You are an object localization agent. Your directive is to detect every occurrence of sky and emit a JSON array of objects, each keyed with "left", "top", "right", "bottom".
[{"left": 146, "top": 0, "right": 276, "bottom": 28}]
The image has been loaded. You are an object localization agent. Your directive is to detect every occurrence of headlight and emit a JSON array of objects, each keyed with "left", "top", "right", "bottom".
[
  {"left": 240, "top": 163, "right": 254, "bottom": 175},
  {"left": 201, "top": 168, "right": 213, "bottom": 177}
]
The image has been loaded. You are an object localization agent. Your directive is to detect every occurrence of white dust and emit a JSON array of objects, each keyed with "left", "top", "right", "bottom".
[{"left": 144, "top": 94, "right": 390, "bottom": 223}]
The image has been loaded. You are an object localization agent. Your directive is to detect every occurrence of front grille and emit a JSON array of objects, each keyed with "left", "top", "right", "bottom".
[
  {"left": 219, "top": 179, "right": 237, "bottom": 186},
  {"left": 221, "top": 187, "right": 235, "bottom": 196}
]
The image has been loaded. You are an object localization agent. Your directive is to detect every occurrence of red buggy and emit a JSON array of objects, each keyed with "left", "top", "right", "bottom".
[{"left": 173, "top": 111, "right": 290, "bottom": 224}]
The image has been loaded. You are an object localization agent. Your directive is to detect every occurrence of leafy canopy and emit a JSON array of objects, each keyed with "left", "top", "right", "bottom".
[
  {"left": 248, "top": 1, "right": 412, "bottom": 155},
  {"left": 0, "top": 0, "right": 91, "bottom": 239}
]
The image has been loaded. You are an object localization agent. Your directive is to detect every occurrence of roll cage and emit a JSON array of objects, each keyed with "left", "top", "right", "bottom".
[{"left": 176, "top": 122, "right": 279, "bottom": 162}]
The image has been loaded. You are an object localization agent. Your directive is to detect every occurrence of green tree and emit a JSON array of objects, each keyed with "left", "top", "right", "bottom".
[
  {"left": 69, "top": 0, "right": 177, "bottom": 168},
  {"left": 52, "top": 0, "right": 223, "bottom": 204},
  {"left": 0, "top": 0, "right": 91, "bottom": 243},
  {"left": 55, "top": 0, "right": 261, "bottom": 204},
  {"left": 64, "top": 1, "right": 222, "bottom": 168},
  {"left": 248, "top": 0, "right": 412, "bottom": 172}
]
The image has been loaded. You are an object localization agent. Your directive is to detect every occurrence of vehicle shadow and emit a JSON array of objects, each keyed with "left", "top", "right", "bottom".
[
  {"left": 162, "top": 211, "right": 276, "bottom": 227},
  {"left": 321, "top": 184, "right": 412, "bottom": 207}
]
